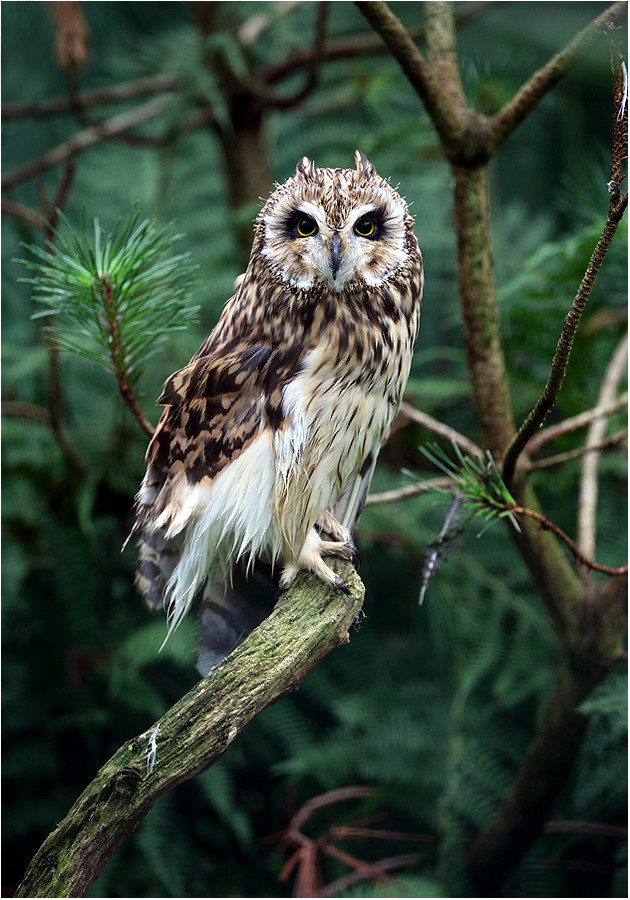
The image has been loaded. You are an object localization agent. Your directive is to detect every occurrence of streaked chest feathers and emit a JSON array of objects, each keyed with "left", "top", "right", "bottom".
[{"left": 130, "top": 151, "right": 424, "bottom": 644}]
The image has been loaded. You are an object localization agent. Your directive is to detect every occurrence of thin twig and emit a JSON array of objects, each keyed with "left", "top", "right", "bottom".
[
  {"left": 1, "top": 198, "right": 45, "bottom": 228},
  {"left": 237, "top": 2, "right": 303, "bottom": 46},
  {"left": 399, "top": 402, "right": 482, "bottom": 457},
  {"left": 40, "top": 162, "right": 90, "bottom": 476},
  {"left": 1, "top": 96, "right": 172, "bottom": 189},
  {"left": 577, "top": 332, "right": 628, "bottom": 559},
  {"left": 2, "top": 73, "right": 181, "bottom": 119},
  {"left": 100, "top": 275, "right": 155, "bottom": 438},
  {"left": 488, "top": 2, "right": 628, "bottom": 155},
  {"left": 320, "top": 854, "right": 421, "bottom": 897},
  {"left": 1, "top": 400, "right": 52, "bottom": 425},
  {"left": 366, "top": 477, "right": 453, "bottom": 506},
  {"left": 507, "top": 505, "right": 627, "bottom": 577},
  {"left": 502, "top": 209, "right": 628, "bottom": 485},
  {"left": 502, "top": 16, "right": 627, "bottom": 485},
  {"left": 526, "top": 393, "right": 628, "bottom": 454},
  {"left": 529, "top": 429, "right": 627, "bottom": 471}
]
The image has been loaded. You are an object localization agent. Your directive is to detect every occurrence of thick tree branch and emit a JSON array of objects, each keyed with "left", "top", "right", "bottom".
[
  {"left": 357, "top": 5, "right": 627, "bottom": 892},
  {"left": 16, "top": 562, "right": 364, "bottom": 898},
  {"left": 452, "top": 163, "right": 516, "bottom": 455},
  {"left": 354, "top": 1, "right": 469, "bottom": 161}
]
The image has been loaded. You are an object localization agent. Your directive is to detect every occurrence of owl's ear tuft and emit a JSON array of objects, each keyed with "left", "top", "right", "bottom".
[
  {"left": 355, "top": 150, "right": 377, "bottom": 181},
  {"left": 296, "top": 157, "right": 317, "bottom": 180}
]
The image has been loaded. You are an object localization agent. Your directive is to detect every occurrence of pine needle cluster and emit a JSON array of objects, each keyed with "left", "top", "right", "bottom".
[{"left": 17, "top": 209, "right": 199, "bottom": 386}]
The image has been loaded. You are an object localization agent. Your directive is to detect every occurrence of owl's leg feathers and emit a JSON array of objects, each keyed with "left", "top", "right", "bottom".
[
  {"left": 316, "top": 511, "right": 352, "bottom": 544},
  {"left": 280, "top": 527, "right": 352, "bottom": 596}
]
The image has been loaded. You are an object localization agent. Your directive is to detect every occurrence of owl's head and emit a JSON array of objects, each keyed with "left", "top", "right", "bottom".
[{"left": 255, "top": 151, "right": 416, "bottom": 293}]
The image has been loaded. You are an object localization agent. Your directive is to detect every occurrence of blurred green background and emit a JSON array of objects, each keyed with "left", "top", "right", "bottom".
[{"left": 2, "top": 3, "right": 627, "bottom": 897}]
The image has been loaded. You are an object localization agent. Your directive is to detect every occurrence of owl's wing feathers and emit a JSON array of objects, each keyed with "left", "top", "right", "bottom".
[
  {"left": 132, "top": 335, "right": 305, "bottom": 615},
  {"left": 332, "top": 444, "right": 380, "bottom": 538}
]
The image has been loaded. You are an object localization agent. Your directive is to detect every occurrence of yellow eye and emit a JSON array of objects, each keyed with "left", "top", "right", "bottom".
[
  {"left": 354, "top": 217, "right": 375, "bottom": 237},
  {"left": 296, "top": 217, "right": 318, "bottom": 237}
]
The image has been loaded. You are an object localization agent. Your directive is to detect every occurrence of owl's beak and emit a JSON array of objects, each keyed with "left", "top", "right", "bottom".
[{"left": 330, "top": 232, "right": 342, "bottom": 280}]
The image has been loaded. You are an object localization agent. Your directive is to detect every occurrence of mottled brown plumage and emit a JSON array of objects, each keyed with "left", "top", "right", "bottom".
[{"left": 131, "top": 151, "right": 424, "bottom": 651}]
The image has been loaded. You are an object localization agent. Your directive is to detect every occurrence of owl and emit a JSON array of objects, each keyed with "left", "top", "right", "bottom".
[{"left": 130, "top": 151, "right": 424, "bottom": 656}]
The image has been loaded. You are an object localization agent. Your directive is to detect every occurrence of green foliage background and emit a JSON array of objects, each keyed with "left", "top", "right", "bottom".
[{"left": 2, "top": 3, "right": 627, "bottom": 897}]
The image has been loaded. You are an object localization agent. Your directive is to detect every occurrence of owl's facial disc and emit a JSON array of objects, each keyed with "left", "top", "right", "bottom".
[{"left": 261, "top": 188, "right": 410, "bottom": 292}]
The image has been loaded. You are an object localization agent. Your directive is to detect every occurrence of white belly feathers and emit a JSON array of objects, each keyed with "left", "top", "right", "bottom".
[{"left": 157, "top": 344, "right": 393, "bottom": 635}]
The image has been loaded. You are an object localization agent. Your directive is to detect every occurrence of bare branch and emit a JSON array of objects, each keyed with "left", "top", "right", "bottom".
[
  {"left": 2, "top": 74, "right": 181, "bottom": 119},
  {"left": 399, "top": 401, "right": 482, "bottom": 457},
  {"left": 1, "top": 400, "right": 52, "bottom": 425},
  {"left": 263, "top": 2, "right": 496, "bottom": 86},
  {"left": 526, "top": 393, "right": 628, "bottom": 454},
  {"left": 233, "top": 3, "right": 330, "bottom": 109},
  {"left": 488, "top": 2, "right": 628, "bottom": 155},
  {"left": 1, "top": 198, "right": 45, "bottom": 229},
  {"left": 1, "top": 96, "right": 172, "bottom": 189},
  {"left": 237, "top": 1, "right": 304, "bottom": 46},
  {"left": 510, "top": 504, "right": 627, "bottom": 577},
  {"left": 366, "top": 477, "right": 452, "bottom": 507},
  {"left": 577, "top": 332, "right": 628, "bottom": 558},
  {"left": 320, "top": 854, "right": 421, "bottom": 897},
  {"left": 354, "top": 1, "right": 466, "bottom": 160},
  {"left": 530, "top": 429, "right": 627, "bottom": 471}
]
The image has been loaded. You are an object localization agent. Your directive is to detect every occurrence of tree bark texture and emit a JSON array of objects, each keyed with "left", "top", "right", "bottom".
[
  {"left": 16, "top": 562, "right": 364, "bottom": 898},
  {"left": 355, "top": 1, "right": 628, "bottom": 893}
]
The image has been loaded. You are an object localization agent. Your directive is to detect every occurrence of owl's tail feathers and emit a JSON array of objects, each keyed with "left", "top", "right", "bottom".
[
  {"left": 134, "top": 528, "right": 182, "bottom": 611},
  {"left": 196, "top": 562, "right": 281, "bottom": 675}
]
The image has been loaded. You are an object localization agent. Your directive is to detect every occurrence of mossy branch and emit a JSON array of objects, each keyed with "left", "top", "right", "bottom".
[{"left": 15, "top": 562, "right": 364, "bottom": 898}]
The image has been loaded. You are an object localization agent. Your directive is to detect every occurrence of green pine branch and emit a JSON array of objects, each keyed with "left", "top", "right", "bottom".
[
  {"left": 420, "top": 443, "right": 628, "bottom": 579},
  {"left": 16, "top": 208, "right": 199, "bottom": 435}
]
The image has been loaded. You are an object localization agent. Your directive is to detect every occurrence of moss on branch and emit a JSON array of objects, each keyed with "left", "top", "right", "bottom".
[{"left": 16, "top": 562, "right": 364, "bottom": 898}]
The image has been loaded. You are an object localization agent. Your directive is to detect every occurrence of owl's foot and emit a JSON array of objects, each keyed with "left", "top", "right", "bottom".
[
  {"left": 280, "top": 528, "right": 353, "bottom": 596},
  {"left": 316, "top": 511, "right": 352, "bottom": 544},
  {"left": 316, "top": 512, "right": 361, "bottom": 569},
  {"left": 319, "top": 538, "right": 359, "bottom": 564}
]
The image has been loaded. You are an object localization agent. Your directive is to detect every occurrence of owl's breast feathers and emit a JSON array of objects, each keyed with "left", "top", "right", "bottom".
[{"left": 132, "top": 245, "right": 423, "bottom": 634}]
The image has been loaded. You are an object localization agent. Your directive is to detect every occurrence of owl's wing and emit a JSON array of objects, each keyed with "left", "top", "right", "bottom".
[
  {"left": 332, "top": 445, "right": 380, "bottom": 537},
  {"left": 132, "top": 337, "right": 303, "bottom": 612}
]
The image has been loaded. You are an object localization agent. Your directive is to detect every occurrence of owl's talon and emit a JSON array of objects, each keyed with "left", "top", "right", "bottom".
[
  {"left": 350, "top": 544, "right": 362, "bottom": 570},
  {"left": 335, "top": 576, "right": 351, "bottom": 596}
]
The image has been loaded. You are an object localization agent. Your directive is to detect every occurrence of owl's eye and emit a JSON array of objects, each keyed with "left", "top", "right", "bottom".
[
  {"left": 294, "top": 216, "right": 318, "bottom": 237},
  {"left": 354, "top": 216, "right": 377, "bottom": 238}
]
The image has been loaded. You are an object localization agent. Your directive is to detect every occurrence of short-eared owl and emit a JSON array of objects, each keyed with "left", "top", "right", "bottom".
[{"left": 131, "top": 151, "right": 424, "bottom": 653}]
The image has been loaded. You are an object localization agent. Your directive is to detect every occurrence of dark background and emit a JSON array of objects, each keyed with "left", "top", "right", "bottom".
[{"left": 2, "top": 3, "right": 627, "bottom": 897}]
